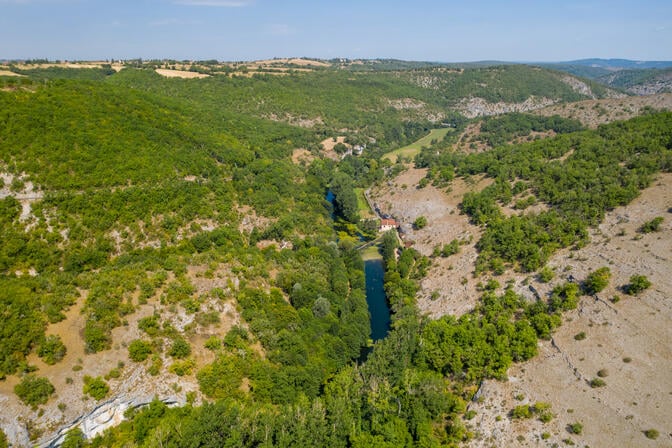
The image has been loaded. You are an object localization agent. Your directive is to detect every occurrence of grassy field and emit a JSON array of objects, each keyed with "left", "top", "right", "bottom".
[
  {"left": 360, "top": 245, "right": 383, "bottom": 261},
  {"left": 355, "top": 188, "right": 376, "bottom": 219},
  {"left": 382, "top": 128, "right": 451, "bottom": 163}
]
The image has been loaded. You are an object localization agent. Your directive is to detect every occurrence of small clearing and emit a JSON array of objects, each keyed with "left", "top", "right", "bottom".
[
  {"left": 320, "top": 136, "right": 348, "bottom": 161},
  {"left": 155, "top": 69, "right": 209, "bottom": 79},
  {"left": 382, "top": 128, "right": 451, "bottom": 164},
  {"left": 0, "top": 70, "right": 24, "bottom": 77},
  {"left": 291, "top": 148, "right": 315, "bottom": 165}
]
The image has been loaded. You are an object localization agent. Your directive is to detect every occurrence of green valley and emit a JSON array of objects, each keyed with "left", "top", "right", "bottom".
[{"left": 0, "top": 58, "right": 670, "bottom": 448}]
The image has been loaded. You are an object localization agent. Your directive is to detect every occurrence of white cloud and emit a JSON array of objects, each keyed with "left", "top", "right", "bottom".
[{"left": 173, "top": 0, "right": 253, "bottom": 6}]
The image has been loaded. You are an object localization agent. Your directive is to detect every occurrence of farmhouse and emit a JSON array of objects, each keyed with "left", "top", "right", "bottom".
[{"left": 379, "top": 218, "right": 398, "bottom": 232}]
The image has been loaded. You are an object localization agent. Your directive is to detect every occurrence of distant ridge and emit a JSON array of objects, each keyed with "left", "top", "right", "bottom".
[{"left": 562, "top": 58, "right": 672, "bottom": 70}]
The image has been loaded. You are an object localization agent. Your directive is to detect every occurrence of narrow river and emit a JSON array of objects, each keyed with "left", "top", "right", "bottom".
[
  {"left": 326, "top": 189, "right": 391, "bottom": 341},
  {"left": 364, "top": 257, "right": 391, "bottom": 341}
]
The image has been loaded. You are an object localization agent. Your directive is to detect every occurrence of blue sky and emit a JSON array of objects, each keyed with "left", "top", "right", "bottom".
[{"left": 1, "top": 0, "right": 670, "bottom": 62}]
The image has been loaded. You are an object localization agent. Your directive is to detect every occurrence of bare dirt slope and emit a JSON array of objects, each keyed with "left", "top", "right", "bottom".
[
  {"left": 534, "top": 93, "right": 672, "bottom": 128},
  {"left": 370, "top": 168, "right": 492, "bottom": 317},
  {"left": 466, "top": 173, "right": 672, "bottom": 447},
  {"left": 375, "top": 165, "right": 672, "bottom": 447}
]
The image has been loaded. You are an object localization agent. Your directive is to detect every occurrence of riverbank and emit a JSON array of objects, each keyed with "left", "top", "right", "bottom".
[{"left": 360, "top": 245, "right": 382, "bottom": 261}]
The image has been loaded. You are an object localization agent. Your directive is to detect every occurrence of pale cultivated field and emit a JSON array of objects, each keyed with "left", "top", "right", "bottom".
[
  {"left": 251, "top": 58, "right": 329, "bottom": 67},
  {"left": 154, "top": 68, "right": 209, "bottom": 79},
  {"left": 0, "top": 70, "right": 25, "bottom": 77}
]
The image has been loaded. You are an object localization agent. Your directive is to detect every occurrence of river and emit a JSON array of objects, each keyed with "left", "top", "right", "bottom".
[
  {"left": 364, "top": 257, "right": 391, "bottom": 341},
  {"left": 326, "top": 189, "right": 391, "bottom": 341}
]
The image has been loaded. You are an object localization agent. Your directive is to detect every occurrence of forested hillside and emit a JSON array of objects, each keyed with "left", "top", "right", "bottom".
[{"left": 0, "top": 62, "right": 669, "bottom": 447}]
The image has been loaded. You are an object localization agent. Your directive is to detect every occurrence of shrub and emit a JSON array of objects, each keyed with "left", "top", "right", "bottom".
[
  {"left": 37, "top": 335, "right": 67, "bottom": 365},
  {"left": 638, "top": 217, "right": 663, "bottom": 233},
  {"left": 573, "top": 332, "right": 586, "bottom": 341},
  {"left": 138, "top": 315, "right": 161, "bottom": 336},
  {"left": 511, "top": 404, "right": 532, "bottom": 419},
  {"left": 538, "top": 266, "right": 554, "bottom": 283},
  {"left": 643, "top": 429, "right": 659, "bottom": 440},
  {"left": 83, "top": 376, "right": 109, "bottom": 400},
  {"left": 568, "top": 422, "right": 583, "bottom": 435},
  {"left": 589, "top": 377, "right": 606, "bottom": 388},
  {"left": 169, "top": 359, "right": 195, "bottom": 376},
  {"left": 105, "top": 368, "right": 121, "bottom": 380},
  {"left": 441, "top": 239, "right": 460, "bottom": 257},
  {"left": 14, "top": 375, "right": 55, "bottom": 407},
  {"left": 128, "top": 339, "right": 153, "bottom": 362},
  {"left": 625, "top": 275, "right": 651, "bottom": 295},
  {"left": 204, "top": 336, "right": 221, "bottom": 351},
  {"left": 148, "top": 355, "right": 162, "bottom": 376},
  {"left": 168, "top": 337, "right": 192, "bottom": 359},
  {"left": 533, "top": 402, "right": 553, "bottom": 422},
  {"left": 413, "top": 216, "right": 428, "bottom": 230},
  {"left": 584, "top": 267, "right": 611, "bottom": 295},
  {"left": 61, "top": 428, "right": 86, "bottom": 448}
]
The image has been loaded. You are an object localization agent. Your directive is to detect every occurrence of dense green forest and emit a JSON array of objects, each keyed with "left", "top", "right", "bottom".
[{"left": 0, "top": 63, "right": 668, "bottom": 446}]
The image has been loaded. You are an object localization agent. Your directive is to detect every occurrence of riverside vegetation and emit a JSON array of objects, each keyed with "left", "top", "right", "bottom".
[{"left": 0, "top": 61, "right": 669, "bottom": 446}]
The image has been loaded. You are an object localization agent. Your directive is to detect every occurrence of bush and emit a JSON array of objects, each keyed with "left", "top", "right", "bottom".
[
  {"left": 61, "top": 428, "right": 86, "bottom": 448},
  {"left": 14, "top": 375, "right": 55, "bottom": 407},
  {"left": 168, "top": 337, "right": 191, "bottom": 359},
  {"left": 589, "top": 377, "right": 606, "bottom": 388},
  {"left": 538, "top": 266, "right": 554, "bottom": 283},
  {"left": 441, "top": 239, "right": 460, "bottom": 257},
  {"left": 573, "top": 331, "right": 586, "bottom": 341},
  {"left": 413, "top": 216, "right": 428, "bottom": 230},
  {"left": 83, "top": 375, "right": 109, "bottom": 400},
  {"left": 533, "top": 402, "right": 553, "bottom": 423},
  {"left": 568, "top": 422, "right": 583, "bottom": 435},
  {"left": 625, "top": 275, "right": 651, "bottom": 295},
  {"left": 638, "top": 217, "right": 663, "bottom": 233},
  {"left": 128, "top": 339, "right": 153, "bottom": 362},
  {"left": 37, "top": 335, "right": 67, "bottom": 365},
  {"left": 169, "top": 359, "right": 195, "bottom": 376},
  {"left": 584, "top": 267, "right": 611, "bottom": 295},
  {"left": 643, "top": 429, "right": 659, "bottom": 440},
  {"left": 511, "top": 404, "right": 532, "bottom": 419},
  {"left": 204, "top": 336, "right": 221, "bottom": 351}
]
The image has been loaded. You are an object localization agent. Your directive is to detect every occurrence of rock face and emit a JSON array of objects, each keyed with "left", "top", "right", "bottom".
[
  {"left": 457, "top": 96, "right": 556, "bottom": 118},
  {"left": 40, "top": 395, "right": 183, "bottom": 448}
]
